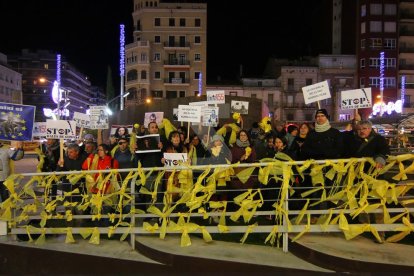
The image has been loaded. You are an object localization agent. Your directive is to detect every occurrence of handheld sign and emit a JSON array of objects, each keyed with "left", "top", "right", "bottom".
[
  {"left": 144, "top": 112, "right": 164, "bottom": 128},
  {"left": 163, "top": 152, "right": 188, "bottom": 167},
  {"left": 341, "top": 88, "right": 372, "bottom": 110},
  {"left": 89, "top": 106, "right": 108, "bottom": 129},
  {"left": 202, "top": 107, "right": 219, "bottom": 127},
  {"left": 178, "top": 105, "right": 202, "bottom": 123},
  {"left": 33, "top": 122, "right": 47, "bottom": 138},
  {"left": 46, "top": 119, "right": 77, "bottom": 139},
  {"left": 206, "top": 90, "right": 225, "bottom": 104},
  {"left": 231, "top": 100, "right": 249, "bottom": 114},
  {"left": 73, "top": 112, "right": 91, "bottom": 128},
  {"left": 302, "top": 80, "right": 331, "bottom": 105}
]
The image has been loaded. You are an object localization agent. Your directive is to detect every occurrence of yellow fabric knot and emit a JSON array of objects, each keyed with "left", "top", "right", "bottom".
[
  {"left": 259, "top": 116, "right": 272, "bottom": 133},
  {"left": 245, "top": 146, "right": 251, "bottom": 159},
  {"left": 232, "top": 112, "right": 241, "bottom": 123}
]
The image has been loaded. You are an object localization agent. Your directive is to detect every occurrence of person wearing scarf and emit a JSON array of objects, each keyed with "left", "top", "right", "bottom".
[{"left": 301, "top": 109, "right": 343, "bottom": 160}]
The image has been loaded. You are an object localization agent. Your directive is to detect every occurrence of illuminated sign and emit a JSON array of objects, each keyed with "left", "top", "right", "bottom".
[
  {"left": 401, "top": 75, "right": 406, "bottom": 105},
  {"left": 198, "top": 72, "right": 202, "bottom": 96},
  {"left": 120, "top": 24, "right": 125, "bottom": 77},
  {"left": 372, "top": 100, "right": 402, "bottom": 116}
]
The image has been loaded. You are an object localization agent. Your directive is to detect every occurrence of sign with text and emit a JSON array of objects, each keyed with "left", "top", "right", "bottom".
[
  {"left": 302, "top": 80, "right": 331, "bottom": 104},
  {"left": 73, "top": 112, "right": 91, "bottom": 128},
  {"left": 33, "top": 122, "right": 47, "bottom": 138},
  {"left": 46, "top": 119, "right": 77, "bottom": 139},
  {"left": 340, "top": 88, "right": 372, "bottom": 110},
  {"left": 207, "top": 90, "right": 225, "bottom": 104},
  {"left": 178, "top": 105, "right": 202, "bottom": 123},
  {"left": 163, "top": 152, "right": 188, "bottom": 167},
  {"left": 0, "top": 102, "right": 35, "bottom": 141},
  {"left": 89, "top": 106, "right": 108, "bottom": 129},
  {"left": 202, "top": 106, "right": 219, "bottom": 127}
]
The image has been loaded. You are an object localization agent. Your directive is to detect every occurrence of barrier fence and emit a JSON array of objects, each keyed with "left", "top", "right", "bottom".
[{"left": 1, "top": 155, "right": 414, "bottom": 253}]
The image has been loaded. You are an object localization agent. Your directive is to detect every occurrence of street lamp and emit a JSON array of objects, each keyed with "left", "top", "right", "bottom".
[
  {"left": 39, "top": 77, "right": 71, "bottom": 120},
  {"left": 105, "top": 92, "right": 130, "bottom": 116}
]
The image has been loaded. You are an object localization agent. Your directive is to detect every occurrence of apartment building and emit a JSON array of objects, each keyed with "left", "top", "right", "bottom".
[
  {"left": 124, "top": 0, "right": 207, "bottom": 107},
  {"left": 0, "top": 53, "right": 22, "bottom": 104}
]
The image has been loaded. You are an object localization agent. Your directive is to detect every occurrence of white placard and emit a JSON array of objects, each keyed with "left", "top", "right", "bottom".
[
  {"left": 231, "top": 100, "right": 249, "bottom": 114},
  {"left": 144, "top": 112, "right": 164, "bottom": 127},
  {"left": 163, "top": 152, "right": 188, "bottom": 167},
  {"left": 202, "top": 107, "right": 219, "bottom": 127},
  {"left": 33, "top": 122, "right": 47, "bottom": 138},
  {"left": 73, "top": 112, "right": 91, "bottom": 128},
  {"left": 302, "top": 80, "right": 331, "bottom": 104},
  {"left": 340, "top": 88, "right": 372, "bottom": 110},
  {"left": 207, "top": 90, "right": 225, "bottom": 104},
  {"left": 46, "top": 119, "right": 77, "bottom": 139},
  {"left": 173, "top": 108, "right": 179, "bottom": 121},
  {"left": 89, "top": 106, "right": 109, "bottom": 129},
  {"left": 189, "top": 101, "right": 208, "bottom": 106},
  {"left": 178, "top": 105, "right": 202, "bottom": 123}
]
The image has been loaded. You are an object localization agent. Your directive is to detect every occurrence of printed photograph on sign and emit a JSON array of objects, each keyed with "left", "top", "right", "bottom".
[
  {"left": 89, "top": 106, "right": 108, "bottom": 129},
  {"left": 110, "top": 125, "right": 133, "bottom": 138},
  {"left": 135, "top": 134, "right": 161, "bottom": 153},
  {"left": 173, "top": 108, "right": 179, "bottom": 121},
  {"left": 340, "top": 88, "right": 372, "bottom": 110},
  {"left": 144, "top": 112, "right": 164, "bottom": 128},
  {"left": 202, "top": 107, "right": 219, "bottom": 127},
  {"left": 33, "top": 122, "right": 47, "bottom": 138},
  {"left": 231, "top": 100, "right": 249, "bottom": 114}
]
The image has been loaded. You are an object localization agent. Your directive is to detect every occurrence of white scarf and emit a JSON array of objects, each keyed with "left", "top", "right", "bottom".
[{"left": 315, "top": 121, "right": 331, "bottom": 132}]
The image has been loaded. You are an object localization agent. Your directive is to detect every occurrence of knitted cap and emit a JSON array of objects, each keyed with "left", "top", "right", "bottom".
[
  {"left": 212, "top": 134, "right": 224, "bottom": 143},
  {"left": 315, "top": 109, "right": 329, "bottom": 119}
]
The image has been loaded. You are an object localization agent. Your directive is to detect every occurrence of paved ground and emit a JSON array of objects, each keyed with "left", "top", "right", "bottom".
[{"left": 14, "top": 154, "right": 39, "bottom": 174}]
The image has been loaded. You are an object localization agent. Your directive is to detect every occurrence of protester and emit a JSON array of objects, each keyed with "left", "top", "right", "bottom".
[{"left": 0, "top": 141, "right": 24, "bottom": 202}]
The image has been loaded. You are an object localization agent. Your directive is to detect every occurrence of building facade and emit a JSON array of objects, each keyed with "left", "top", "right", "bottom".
[
  {"left": 8, "top": 49, "right": 97, "bottom": 120},
  {"left": 125, "top": 0, "right": 207, "bottom": 107},
  {"left": 0, "top": 53, "right": 22, "bottom": 104}
]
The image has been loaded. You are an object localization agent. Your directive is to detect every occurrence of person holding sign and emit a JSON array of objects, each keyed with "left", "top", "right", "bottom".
[{"left": 0, "top": 141, "right": 24, "bottom": 202}]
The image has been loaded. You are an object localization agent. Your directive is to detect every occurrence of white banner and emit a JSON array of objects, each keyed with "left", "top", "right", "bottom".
[
  {"left": 341, "top": 88, "right": 372, "bottom": 110},
  {"left": 178, "top": 105, "right": 202, "bottom": 123},
  {"left": 207, "top": 90, "right": 225, "bottom": 104},
  {"left": 46, "top": 119, "right": 77, "bottom": 139},
  {"left": 73, "top": 112, "right": 91, "bottom": 128},
  {"left": 302, "top": 80, "right": 331, "bottom": 104}
]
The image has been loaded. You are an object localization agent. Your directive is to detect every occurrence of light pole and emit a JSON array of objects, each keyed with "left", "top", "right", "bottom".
[
  {"left": 106, "top": 92, "right": 130, "bottom": 115},
  {"left": 39, "top": 77, "right": 71, "bottom": 120}
]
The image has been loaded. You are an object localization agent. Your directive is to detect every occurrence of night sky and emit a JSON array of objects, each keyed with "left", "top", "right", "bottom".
[{"left": 0, "top": 0, "right": 355, "bottom": 88}]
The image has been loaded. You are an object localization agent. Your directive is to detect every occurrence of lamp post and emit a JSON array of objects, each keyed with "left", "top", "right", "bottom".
[
  {"left": 39, "top": 77, "right": 71, "bottom": 120},
  {"left": 106, "top": 92, "right": 130, "bottom": 115}
]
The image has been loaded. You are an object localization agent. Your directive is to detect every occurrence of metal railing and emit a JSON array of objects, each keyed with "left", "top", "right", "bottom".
[{"left": 1, "top": 157, "right": 414, "bottom": 252}]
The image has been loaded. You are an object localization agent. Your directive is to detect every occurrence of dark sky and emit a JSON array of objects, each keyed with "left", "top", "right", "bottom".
[{"left": 0, "top": 0, "right": 354, "bottom": 88}]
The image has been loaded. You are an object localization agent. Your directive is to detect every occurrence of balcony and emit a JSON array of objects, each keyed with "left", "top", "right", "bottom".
[
  {"left": 163, "top": 42, "right": 190, "bottom": 49},
  {"left": 163, "top": 60, "right": 190, "bottom": 67},
  {"left": 164, "top": 78, "right": 190, "bottom": 85},
  {"left": 126, "top": 40, "right": 149, "bottom": 50}
]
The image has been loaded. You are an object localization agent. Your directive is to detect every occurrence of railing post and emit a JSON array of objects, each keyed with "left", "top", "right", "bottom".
[
  {"left": 130, "top": 178, "right": 136, "bottom": 250},
  {"left": 282, "top": 163, "right": 289, "bottom": 253}
]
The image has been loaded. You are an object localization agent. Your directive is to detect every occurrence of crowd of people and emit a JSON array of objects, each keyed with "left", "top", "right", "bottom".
[{"left": 38, "top": 109, "right": 390, "bottom": 230}]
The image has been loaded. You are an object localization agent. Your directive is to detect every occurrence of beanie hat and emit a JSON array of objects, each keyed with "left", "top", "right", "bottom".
[
  {"left": 212, "top": 134, "right": 224, "bottom": 143},
  {"left": 315, "top": 109, "right": 330, "bottom": 119}
]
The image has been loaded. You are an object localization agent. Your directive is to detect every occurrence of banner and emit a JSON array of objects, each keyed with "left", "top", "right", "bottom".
[
  {"left": 341, "top": 88, "right": 372, "bottom": 110},
  {"left": 0, "top": 102, "right": 35, "bottom": 141}
]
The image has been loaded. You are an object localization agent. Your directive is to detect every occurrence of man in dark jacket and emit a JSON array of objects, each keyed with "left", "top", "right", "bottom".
[{"left": 301, "top": 109, "right": 343, "bottom": 160}]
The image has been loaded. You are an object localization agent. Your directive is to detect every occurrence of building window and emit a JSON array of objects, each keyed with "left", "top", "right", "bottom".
[
  {"left": 360, "top": 78, "right": 365, "bottom": 88},
  {"left": 384, "top": 4, "right": 396, "bottom": 15},
  {"left": 154, "top": 53, "right": 160, "bottom": 61},
  {"left": 384, "top": 38, "right": 396, "bottom": 49},
  {"left": 167, "top": 91, "right": 177, "bottom": 99},
  {"left": 361, "top": 39, "right": 365, "bottom": 49},
  {"left": 194, "top": 72, "right": 200, "bottom": 79},
  {"left": 180, "top": 18, "right": 186, "bottom": 27},
  {"left": 361, "top": 4, "right": 366, "bottom": 17},
  {"left": 230, "top": 91, "right": 237, "bottom": 97},
  {"left": 155, "top": 36, "right": 161, "bottom": 43},
  {"left": 385, "top": 58, "right": 396, "bottom": 68},
  {"left": 179, "top": 91, "right": 185, "bottom": 97},
  {"left": 370, "top": 3, "right": 382, "bottom": 15},
  {"left": 360, "top": 58, "right": 365, "bottom": 68},
  {"left": 140, "top": 53, "right": 147, "bottom": 62},
  {"left": 194, "top": 36, "right": 201, "bottom": 44},
  {"left": 154, "top": 71, "right": 161, "bottom": 79},
  {"left": 194, "top": 53, "right": 201, "bottom": 61},
  {"left": 339, "top": 114, "right": 351, "bottom": 121},
  {"left": 169, "top": 18, "right": 175, "bottom": 27},
  {"left": 369, "top": 58, "right": 379, "bottom": 68},
  {"left": 155, "top": 18, "right": 160, "bottom": 26},
  {"left": 141, "top": 70, "right": 147, "bottom": 80},
  {"left": 370, "top": 21, "right": 382, "bottom": 32},
  {"left": 305, "top": 78, "right": 312, "bottom": 86},
  {"left": 152, "top": 90, "right": 163, "bottom": 98},
  {"left": 384, "top": 22, "right": 396, "bottom": 33},
  {"left": 195, "top": 18, "right": 201, "bottom": 27},
  {"left": 370, "top": 38, "right": 382, "bottom": 49},
  {"left": 361, "top": 22, "right": 366, "bottom": 34}
]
